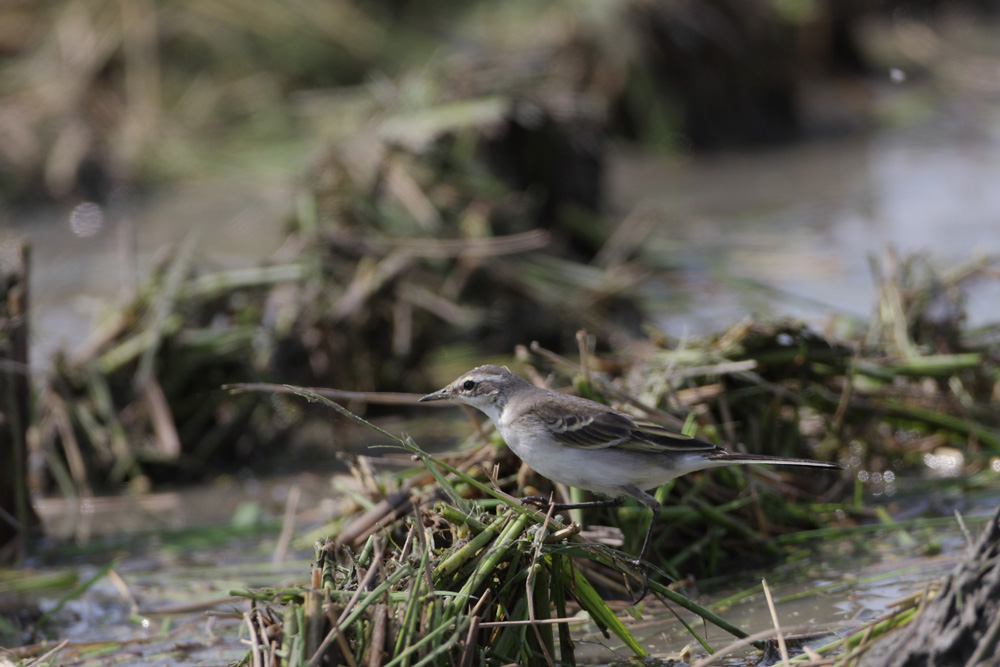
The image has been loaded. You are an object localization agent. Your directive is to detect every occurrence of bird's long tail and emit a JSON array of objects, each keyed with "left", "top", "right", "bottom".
[{"left": 707, "top": 451, "right": 843, "bottom": 470}]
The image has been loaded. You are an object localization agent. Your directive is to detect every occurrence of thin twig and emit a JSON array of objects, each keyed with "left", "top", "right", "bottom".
[
  {"left": 526, "top": 499, "right": 557, "bottom": 667},
  {"left": 272, "top": 484, "right": 301, "bottom": 563},
  {"left": 366, "top": 605, "right": 388, "bottom": 667},
  {"left": 458, "top": 615, "right": 480, "bottom": 667},
  {"left": 226, "top": 382, "right": 441, "bottom": 406},
  {"left": 24, "top": 639, "right": 69, "bottom": 667},
  {"left": 689, "top": 622, "right": 856, "bottom": 667},
  {"left": 476, "top": 617, "right": 589, "bottom": 628},
  {"left": 329, "top": 229, "right": 550, "bottom": 259},
  {"left": 576, "top": 329, "right": 591, "bottom": 387},
  {"left": 954, "top": 509, "right": 973, "bottom": 549},
  {"left": 308, "top": 539, "right": 384, "bottom": 666},
  {"left": 762, "top": 578, "right": 789, "bottom": 664},
  {"left": 244, "top": 610, "right": 262, "bottom": 667}
]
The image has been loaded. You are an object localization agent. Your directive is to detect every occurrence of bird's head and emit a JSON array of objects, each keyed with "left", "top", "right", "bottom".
[{"left": 419, "top": 365, "right": 521, "bottom": 418}]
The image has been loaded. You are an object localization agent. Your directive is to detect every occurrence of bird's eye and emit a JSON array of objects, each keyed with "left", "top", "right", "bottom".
[{"left": 462, "top": 380, "right": 476, "bottom": 391}]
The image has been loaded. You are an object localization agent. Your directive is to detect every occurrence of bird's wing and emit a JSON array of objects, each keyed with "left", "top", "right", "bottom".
[{"left": 530, "top": 399, "right": 716, "bottom": 453}]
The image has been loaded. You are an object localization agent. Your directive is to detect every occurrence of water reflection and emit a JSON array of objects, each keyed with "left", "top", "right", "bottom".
[
  {"left": 68, "top": 202, "right": 104, "bottom": 237},
  {"left": 610, "top": 128, "right": 1000, "bottom": 336},
  {"left": 6, "top": 178, "right": 292, "bottom": 366},
  {"left": 923, "top": 447, "right": 964, "bottom": 477}
]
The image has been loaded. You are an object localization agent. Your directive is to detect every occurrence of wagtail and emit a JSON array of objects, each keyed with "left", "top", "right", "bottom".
[{"left": 420, "top": 364, "right": 842, "bottom": 572}]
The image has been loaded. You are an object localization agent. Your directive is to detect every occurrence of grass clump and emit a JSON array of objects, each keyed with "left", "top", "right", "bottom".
[{"left": 230, "top": 386, "right": 769, "bottom": 667}]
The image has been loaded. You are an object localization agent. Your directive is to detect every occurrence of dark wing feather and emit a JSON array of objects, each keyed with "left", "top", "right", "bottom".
[
  {"left": 529, "top": 399, "right": 717, "bottom": 453},
  {"left": 544, "top": 409, "right": 632, "bottom": 448},
  {"left": 624, "top": 417, "right": 718, "bottom": 453}
]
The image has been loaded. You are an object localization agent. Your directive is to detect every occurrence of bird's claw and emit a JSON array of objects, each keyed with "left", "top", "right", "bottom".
[
  {"left": 522, "top": 498, "right": 651, "bottom": 603},
  {"left": 626, "top": 558, "right": 650, "bottom": 604},
  {"left": 520, "top": 496, "right": 554, "bottom": 510}
]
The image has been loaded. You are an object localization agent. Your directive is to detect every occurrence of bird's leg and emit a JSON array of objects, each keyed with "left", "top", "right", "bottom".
[
  {"left": 520, "top": 489, "right": 660, "bottom": 604},
  {"left": 520, "top": 495, "right": 625, "bottom": 513},
  {"left": 624, "top": 485, "right": 661, "bottom": 603},
  {"left": 635, "top": 500, "right": 660, "bottom": 564}
]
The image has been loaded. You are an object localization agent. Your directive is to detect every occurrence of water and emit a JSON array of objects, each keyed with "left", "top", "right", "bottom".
[
  {"left": 3, "top": 176, "right": 293, "bottom": 367},
  {"left": 608, "top": 127, "right": 1000, "bottom": 337},
  {"left": 12, "top": 474, "right": 991, "bottom": 665}
]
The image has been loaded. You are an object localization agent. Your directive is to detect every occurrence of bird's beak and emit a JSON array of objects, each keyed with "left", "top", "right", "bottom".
[{"left": 418, "top": 387, "right": 452, "bottom": 402}]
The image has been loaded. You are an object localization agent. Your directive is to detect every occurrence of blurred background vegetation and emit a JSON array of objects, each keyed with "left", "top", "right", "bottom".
[{"left": 3, "top": 0, "right": 972, "bottom": 204}]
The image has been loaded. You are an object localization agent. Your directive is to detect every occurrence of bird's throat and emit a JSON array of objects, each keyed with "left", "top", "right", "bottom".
[{"left": 494, "top": 393, "right": 507, "bottom": 419}]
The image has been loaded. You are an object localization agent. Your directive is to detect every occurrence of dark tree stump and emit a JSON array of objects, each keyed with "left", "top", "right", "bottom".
[
  {"left": 858, "top": 503, "right": 1000, "bottom": 667},
  {"left": 0, "top": 240, "right": 39, "bottom": 562}
]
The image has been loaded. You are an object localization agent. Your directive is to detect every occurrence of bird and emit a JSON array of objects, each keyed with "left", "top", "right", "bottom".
[{"left": 419, "top": 364, "right": 842, "bottom": 577}]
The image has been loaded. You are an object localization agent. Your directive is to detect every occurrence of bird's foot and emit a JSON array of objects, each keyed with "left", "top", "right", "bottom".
[
  {"left": 520, "top": 496, "right": 556, "bottom": 511},
  {"left": 626, "top": 558, "right": 650, "bottom": 604}
]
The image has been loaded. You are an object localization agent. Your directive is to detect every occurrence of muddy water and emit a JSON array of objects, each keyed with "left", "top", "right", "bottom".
[
  {"left": 613, "top": 499, "right": 997, "bottom": 663},
  {"left": 608, "top": 128, "right": 1000, "bottom": 336},
  {"left": 4, "top": 176, "right": 294, "bottom": 366},
  {"left": 16, "top": 477, "right": 995, "bottom": 665}
]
